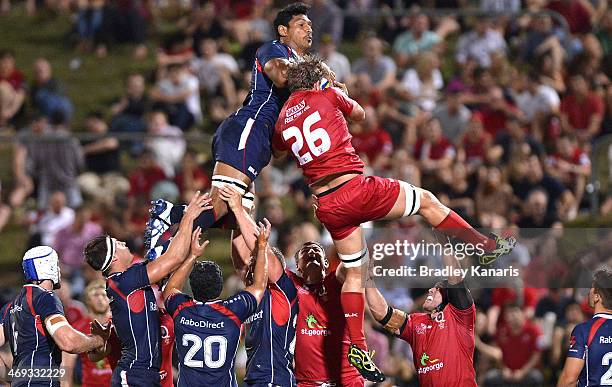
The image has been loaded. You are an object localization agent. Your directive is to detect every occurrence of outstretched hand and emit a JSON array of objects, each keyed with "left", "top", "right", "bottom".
[
  {"left": 190, "top": 227, "right": 209, "bottom": 258},
  {"left": 90, "top": 320, "right": 111, "bottom": 341},
  {"left": 255, "top": 218, "right": 271, "bottom": 247},
  {"left": 184, "top": 191, "right": 212, "bottom": 220}
]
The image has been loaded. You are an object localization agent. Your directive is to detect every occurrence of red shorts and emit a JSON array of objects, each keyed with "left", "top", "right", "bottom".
[{"left": 315, "top": 175, "right": 400, "bottom": 240}]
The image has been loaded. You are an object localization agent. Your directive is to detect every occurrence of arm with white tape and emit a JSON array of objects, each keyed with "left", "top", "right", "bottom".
[{"left": 45, "top": 315, "right": 106, "bottom": 354}]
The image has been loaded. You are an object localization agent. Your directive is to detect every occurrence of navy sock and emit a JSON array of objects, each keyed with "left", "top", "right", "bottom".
[{"left": 170, "top": 205, "right": 186, "bottom": 224}]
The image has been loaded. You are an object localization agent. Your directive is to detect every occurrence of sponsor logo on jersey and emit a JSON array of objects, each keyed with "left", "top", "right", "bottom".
[
  {"left": 415, "top": 323, "right": 433, "bottom": 335},
  {"left": 600, "top": 336, "right": 612, "bottom": 344},
  {"left": 244, "top": 310, "right": 263, "bottom": 324},
  {"left": 301, "top": 314, "right": 330, "bottom": 336},
  {"left": 417, "top": 352, "right": 444, "bottom": 375},
  {"left": 179, "top": 316, "right": 225, "bottom": 329}
]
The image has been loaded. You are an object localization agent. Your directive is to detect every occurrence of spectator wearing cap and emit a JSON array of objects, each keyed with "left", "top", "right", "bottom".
[
  {"left": 560, "top": 73, "right": 604, "bottom": 143},
  {"left": 319, "top": 35, "right": 351, "bottom": 83},
  {"left": 352, "top": 36, "right": 397, "bottom": 93},
  {"left": 456, "top": 18, "right": 507, "bottom": 68},
  {"left": 433, "top": 87, "right": 471, "bottom": 144}
]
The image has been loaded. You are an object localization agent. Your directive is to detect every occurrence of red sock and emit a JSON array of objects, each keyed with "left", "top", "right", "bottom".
[
  {"left": 435, "top": 210, "right": 496, "bottom": 252},
  {"left": 341, "top": 292, "right": 367, "bottom": 350}
]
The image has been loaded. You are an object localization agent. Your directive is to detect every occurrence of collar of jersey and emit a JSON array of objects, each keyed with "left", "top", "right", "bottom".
[{"left": 594, "top": 312, "right": 612, "bottom": 319}]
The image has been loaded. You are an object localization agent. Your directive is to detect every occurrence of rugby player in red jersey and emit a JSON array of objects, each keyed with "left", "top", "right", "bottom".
[
  {"left": 272, "top": 56, "right": 515, "bottom": 381},
  {"left": 366, "top": 253, "right": 477, "bottom": 387},
  {"left": 220, "top": 185, "right": 366, "bottom": 386},
  {"left": 64, "top": 280, "right": 114, "bottom": 387}
]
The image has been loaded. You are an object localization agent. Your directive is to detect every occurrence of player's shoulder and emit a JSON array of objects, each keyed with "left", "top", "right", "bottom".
[
  {"left": 28, "top": 284, "right": 58, "bottom": 302},
  {"left": 222, "top": 290, "right": 256, "bottom": 306},
  {"left": 257, "top": 40, "right": 288, "bottom": 55}
]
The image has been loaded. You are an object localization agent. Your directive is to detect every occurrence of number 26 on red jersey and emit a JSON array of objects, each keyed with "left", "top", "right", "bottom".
[{"left": 282, "top": 111, "right": 331, "bottom": 165}]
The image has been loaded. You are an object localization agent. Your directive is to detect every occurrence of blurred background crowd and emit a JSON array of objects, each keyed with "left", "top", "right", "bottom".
[{"left": 0, "top": 0, "right": 611, "bottom": 385}]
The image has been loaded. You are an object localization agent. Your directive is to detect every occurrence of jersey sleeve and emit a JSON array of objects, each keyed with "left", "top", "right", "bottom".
[
  {"left": 257, "top": 42, "right": 288, "bottom": 70},
  {"left": 272, "top": 118, "right": 288, "bottom": 152},
  {"left": 398, "top": 313, "right": 414, "bottom": 344},
  {"left": 567, "top": 323, "right": 587, "bottom": 359},
  {"left": 164, "top": 292, "right": 192, "bottom": 317},
  {"left": 223, "top": 291, "right": 258, "bottom": 323},
  {"left": 35, "top": 291, "right": 65, "bottom": 320},
  {"left": 447, "top": 303, "right": 476, "bottom": 330},
  {"left": 277, "top": 271, "right": 298, "bottom": 304},
  {"left": 326, "top": 87, "right": 355, "bottom": 116},
  {"left": 112, "top": 263, "right": 150, "bottom": 295}
]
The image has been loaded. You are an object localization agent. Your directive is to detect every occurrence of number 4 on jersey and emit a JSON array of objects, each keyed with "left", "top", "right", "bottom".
[{"left": 282, "top": 111, "right": 331, "bottom": 165}]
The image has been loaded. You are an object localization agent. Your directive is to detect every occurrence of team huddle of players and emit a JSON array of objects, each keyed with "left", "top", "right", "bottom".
[{"left": 1, "top": 2, "right": 610, "bottom": 387}]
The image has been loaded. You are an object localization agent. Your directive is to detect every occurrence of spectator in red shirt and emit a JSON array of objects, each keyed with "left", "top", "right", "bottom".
[
  {"left": 457, "top": 111, "right": 493, "bottom": 172},
  {"left": 351, "top": 106, "right": 393, "bottom": 171},
  {"left": 127, "top": 149, "right": 167, "bottom": 200},
  {"left": 482, "top": 302, "right": 545, "bottom": 385},
  {"left": 0, "top": 49, "right": 26, "bottom": 128},
  {"left": 479, "top": 87, "right": 523, "bottom": 138},
  {"left": 560, "top": 74, "right": 604, "bottom": 142},
  {"left": 547, "top": 0, "right": 592, "bottom": 34},
  {"left": 546, "top": 134, "right": 591, "bottom": 215},
  {"left": 414, "top": 117, "right": 455, "bottom": 185}
]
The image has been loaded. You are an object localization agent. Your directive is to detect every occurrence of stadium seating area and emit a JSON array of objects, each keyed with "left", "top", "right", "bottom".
[{"left": 0, "top": 0, "right": 611, "bottom": 385}]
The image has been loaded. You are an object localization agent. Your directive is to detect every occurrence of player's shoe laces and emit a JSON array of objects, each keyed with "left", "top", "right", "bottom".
[
  {"left": 144, "top": 199, "right": 173, "bottom": 253},
  {"left": 347, "top": 344, "right": 385, "bottom": 383},
  {"left": 479, "top": 234, "right": 517, "bottom": 265}
]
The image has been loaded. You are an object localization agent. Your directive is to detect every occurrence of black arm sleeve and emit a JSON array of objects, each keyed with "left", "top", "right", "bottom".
[{"left": 447, "top": 281, "right": 473, "bottom": 310}]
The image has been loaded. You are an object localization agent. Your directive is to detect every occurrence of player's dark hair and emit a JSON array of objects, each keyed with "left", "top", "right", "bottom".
[
  {"left": 593, "top": 267, "right": 612, "bottom": 309},
  {"left": 84, "top": 235, "right": 111, "bottom": 275},
  {"left": 286, "top": 55, "right": 326, "bottom": 93},
  {"left": 273, "top": 2, "right": 310, "bottom": 39},
  {"left": 190, "top": 261, "right": 223, "bottom": 302}
]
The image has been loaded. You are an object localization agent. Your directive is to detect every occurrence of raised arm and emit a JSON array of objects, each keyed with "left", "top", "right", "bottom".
[
  {"left": 220, "top": 185, "right": 284, "bottom": 282},
  {"left": 365, "top": 263, "right": 407, "bottom": 335},
  {"left": 163, "top": 228, "right": 208, "bottom": 301},
  {"left": 147, "top": 191, "right": 211, "bottom": 284},
  {"left": 264, "top": 58, "right": 291, "bottom": 88},
  {"left": 244, "top": 222, "right": 270, "bottom": 303},
  {"left": 442, "top": 252, "right": 473, "bottom": 310}
]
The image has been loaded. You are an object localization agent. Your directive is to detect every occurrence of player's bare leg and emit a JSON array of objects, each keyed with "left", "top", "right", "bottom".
[
  {"left": 384, "top": 181, "right": 515, "bottom": 264},
  {"left": 333, "top": 227, "right": 385, "bottom": 383},
  {"left": 144, "top": 162, "right": 254, "bottom": 254}
]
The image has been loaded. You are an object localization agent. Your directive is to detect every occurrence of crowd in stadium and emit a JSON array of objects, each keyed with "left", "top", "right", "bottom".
[{"left": 0, "top": 0, "right": 611, "bottom": 386}]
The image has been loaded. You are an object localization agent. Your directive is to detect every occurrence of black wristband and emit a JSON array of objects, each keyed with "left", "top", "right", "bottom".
[{"left": 378, "top": 305, "right": 394, "bottom": 326}]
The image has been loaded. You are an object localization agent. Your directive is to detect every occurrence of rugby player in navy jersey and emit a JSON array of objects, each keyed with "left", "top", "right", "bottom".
[
  {"left": 558, "top": 267, "right": 612, "bottom": 387},
  {"left": 83, "top": 191, "right": 211, "bottom": 387},
  {"left": 162, "top": 218, "right": 271, "bottom": 387},
  {"left": 219, "top": 186, "right": 299, "bottom": 387},
  {"left": 144, "top": 2, "right": 319, "bottom": 257},
  {"left": 0, "top": 246, "right": 109, "bottom": 387}
]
